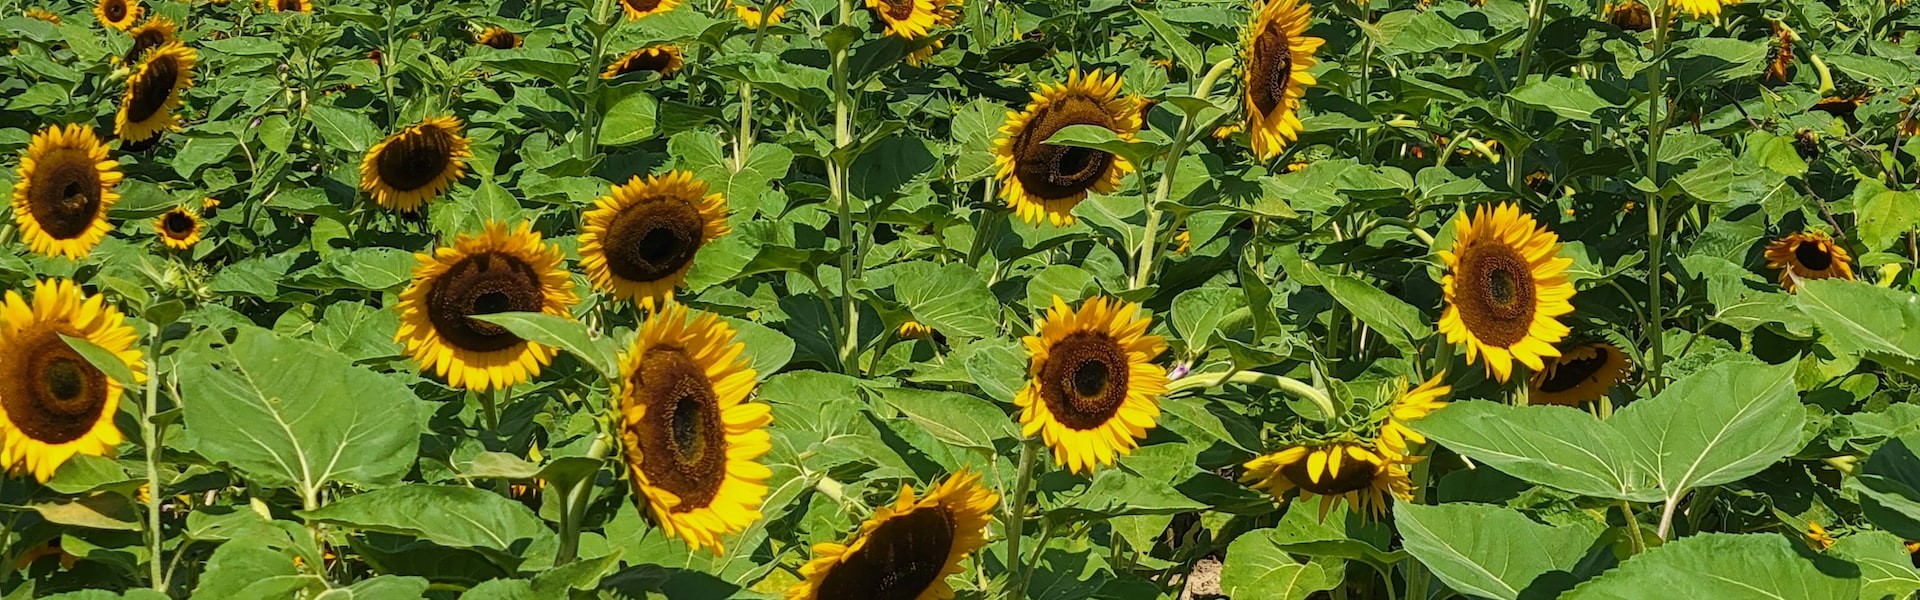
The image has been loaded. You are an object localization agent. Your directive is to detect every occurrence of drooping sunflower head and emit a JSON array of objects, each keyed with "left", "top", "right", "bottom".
[
  {"left": 10, "top": 124, "right": 123, "bottom": 260},
  {"left": 394, "top": 221, "right": 578, "bottom": 391},
  {"left": 729, "top": 0, "right": 789, "bottom": 27},
  {"left": 1241, "top": 443, "right": 1412, "bottom": 520},
  {"left": 95, "top": 0, "right": 141, "bottom": 29},
  {"left": 991, "top": 70, "right": 1142, "bottom": 226},
  {"left": 1376, "top": 373, "right": 1450, "bottom": 460},
  {"left": 25, "top": 8, "right": 62, "bottom": 23},
  {"left": 476, "top": 26, "right": 520, "bottom": 49},
  {"left": 1437, "top": 203, "right": 1576, "bottom": 383},
  {"left": 358, "top": 116, "right": 472, "bottom": 212},
  {"left": 1764, "top": 231, "right": 1854, "bottom": 292},
  {"left": 602, "top": 45, "right": 685, "bottom": 79},
  {"left": 618, "top": 302, "right": 770, "bottom": 554},
  {"left": 897, "top": 320, "right": 935, "bottom": 339},
  {"left": 1239, "top": 0, "right": 1324, "bottom": 161},
  {"left": 620, "top": 0, "right": 680, "bottom": 19},
  {"left": 865, "top": 0, "right": 938, "bottom": 40},
  {"left": 1764, "top": 21, "right": 1794, "bottom": 83},
  {"left": 1527, "top": 341, "right": 1630, "bottom": 406},
  {"left": 153, "top": 206, "right": 203, "bottom": 251},
  {"left": 267, "top": 0, "right": 312, "bottom": 12},
  {"left": 579, "top": 171, "right": 730, "bottom": 309},
  {"left": 1805, "top": 521, "right": 1836, "bottom": 552},
  {"left": 1016, "top": 296, "right": 1169, "bottom": 474},
  {"left": 1670, "top": 0, "right": 1730, "bottom": 19},
  {"left": 116, "top": 41, "right": 197, "bottom": 144},
  {"left": 121, "top": 17, "right": 176, "bottom": 65},
  {"left": 1602, "top": 1, "right": 1652, "bottom": 31},
  {"left": 0, "top": 279, "right": 146, "bottom": 482},
  {"left": 787, "top": 468, "right": 998, "bottom": 600}
]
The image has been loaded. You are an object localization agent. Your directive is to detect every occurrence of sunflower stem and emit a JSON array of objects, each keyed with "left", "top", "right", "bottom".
[
  {"left": 1620, "top": 500, "right": 1648, "bottom": 554},
  {"left": 1656, "top": 491, "right": 1682, "bottom": 540},
  {"left": 1644, "top": 1, "right": 1673, "bottom": 393},
  {"left": 830, "top": 0, "right": 861, "bottom": 374},
  {"left": 142, "top": 325, "right": 166, "bottom": 592},
  {"left": 1006, "top": 438, "right": 1039, "bottom": 600},
  {"left": 1167, "top": 370, "right": 1337, "bottom": 421},
  {"left": 556, "top": 433, "right": 613, "bottom": 564},
  {"left": 1133, "top": 58, "right": 1235, "bottom": 290}
]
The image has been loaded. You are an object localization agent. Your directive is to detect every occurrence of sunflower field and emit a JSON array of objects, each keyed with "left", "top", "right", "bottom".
[{"left": 1, "top": 0, "right": 1920, "bottom": 597}]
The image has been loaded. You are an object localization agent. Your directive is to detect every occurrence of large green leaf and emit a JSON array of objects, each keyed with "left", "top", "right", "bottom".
[
  {"left": 1796, "top": 279, "right": 1920, "bottom": 377},
  {"left": 1610, "top": 361, "right": 1803, "bottom": 494},
  {"left": 1561, "top": 533, "right": 1855, "bottom": 600},
  {"left": 1508, "top": 77, "right": 1618, "bottom": 123},
  {"left": 1219, "top": 529, "right": 1340, "bottom": 600},
  {"left": 192, "top": 541, "right": 319, "bottom": 600},
  {"left": 473, "top": 312, "right": 618, "bottom": 380},
  {"left": 1853, "top": 435, "right": 1920, "bottom": 541},
  {"left": 885, "top": 261, "right": 1001, "bottom": 340},
  {"left": 1831, "top": 531, "right": 1920, "bottom": 600},
  {"left": 298, "top": 485, "right": 552, "bottom": 567},
  {"left": 1395, "top": 503, "right": 1603, "bottom": 600},
  {"left": 876, "top": 387, "right": 1016, "bottom": 451},
  {"left": 1321, "top": 274, "right": 1432, "bottom": 354},
  {"left": 1413, "top": 401, "right": 1657, "bottom": 502}
]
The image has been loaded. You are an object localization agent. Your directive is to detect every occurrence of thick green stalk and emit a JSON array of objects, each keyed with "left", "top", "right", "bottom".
[
  {"left": 1167, "top": 369, "right": 1338, "bottom": 421},
  {"left": 830, "top": 0, "right": 860, "bottom": 373},
  {"left": 1132, "top": 58, "right": 1235, "bottom": 289},
  {"left": 142, "top": 326, "right": 165, "bottom": 591},
  {"left": 1644, "top": 3, "right": 1673, "bottom": 392},
  {"left": 1006, "top": 440, "right": 1039, "bottom": 599},
  {"left": 555, "top": 434, "right": 614, "bottom": 564}
]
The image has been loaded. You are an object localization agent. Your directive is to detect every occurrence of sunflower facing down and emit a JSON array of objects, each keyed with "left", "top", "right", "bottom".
[
  {"left": 120, "top": 17, "right": 176, "bottom": 66},
  {"left": 1375, "top": 374, "right": 1450, "bottom": 460},
  {"left": 476, "top": 26, "right": 520, "bottom": 49},
  {"left": 116, "top": 41, "right": 197, "bottom": 144},
  {"left": 1764, "top": 21, "right": 1795, "bottom": 83},
  {"left": 95, "top": 0, "right": 141, "bottom": 30},
  {"left": 153, "top": 207, "right": 202, "bottom": 251},
  {"left": 992, "top": 70, "right": 1142, "bottom": 226},
  {"left": 1239, "top": 0, "right": 1324, "bottom": 161},
  {"left": 579, "top": 171, "right": 729, "bottom": 309},
  {"left": 786, "top": 469, "right": 998, "bottom": 600},
  {"left": 10, "top": 124, "right": 124, "bottom": 260},
  {"left": 25, "top": 8, "right": 61, "bottom": 23},
  {"left": 265, "top": 0, "right": 312, "bottom": 12},
  {"left": 1765, "top": 231, "right": 1854, "bottom": 292},
  {"left": 358, "top": 116, "right": 472, "bottom": 212},
  {"left": 619, "top": 0, "right": 679, "bottom": 20},
  {"left": 729, "top": 0, "right": 788, "bottom": 26},
  {"left": 619, "top": 303, "right": 771, "bottom": 554},
  {"left": 394, "top": 221, "right": 578, "bottom": 391},
  {"left": 603, "top": 45, "right": 685, "bottom": 79},
  {"left": 1527, "top": 341, "right": 1630, "bottom": 406},
  {"left": 0, "top": 279, "right": 146, "bottom": 483},
  {"left": 1242, "top": 443, "right": 1412, "bottom": 520},
  {"left": 1438, "top": 203, "right": 1576, "bottom": 383},
  {"left": 1602, "top": 1, "right": 1652, "bottom": 31},
  {"left": 1016, "top": 296, "right": 1168, "bottom": 474}
]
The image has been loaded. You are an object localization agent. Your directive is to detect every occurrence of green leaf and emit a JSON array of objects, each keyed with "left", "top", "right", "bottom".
[
  {"left": 307, "top": 103, "right": 380, "bottom": 154},
  {"left": 1508, "top": 77, "right": 1618, "bottom": 123},
  {"left": 31, "top": 494, "right": 139, "bottom": 531},
  {"left": 59, "top": 334, "right": 139, "bottom": 390},
  {"left": 886, "top": 261, "right": 1001, "bottom": 340},
  {"left": 1561, "top": 533, "right": 1856, "bottom": 600},
  {"left": 315, "top": 576, "right": 432, "bottom": 599},
  {"left": 1857, "top": 187, "right": 1920, "bottom": 253},
  {"left": 597, "top": 92, "right": 659, "bottom": 147},
  {"left": 876, "top": 387, "right": 1016, "bottom": 451},
  {"left": 192, "top": 541, "right": 318, "bottom": 600},
  {"left": 298, "top": 484, "right": 552, "bottom": 566},
  {"left": 1042, "top": 124, "right": 1169, "bottom": 167},
  {"left": 1854, "top": 435, "right": 1920, "bottom": 541},
  {"left": 1131, "top": 7, "right": 1203, "bottom": 82},
  {"left": 471, "top": 312, "right": 617, "bottom": 380},
  {"left": 1610, "top": 361, "right": 1803, "bottom": 496},
  {"left": 1321, "top": 274, "right": 1433, "bottom": 354},
  {"left": 1219, "top": 529, "right": 1341, "bottom": 600},
  {"left": 1395, "top": 503, "right": 1603, "bottom": 600},
  {"left": 1795, "top": 279, "right": 1920, "bottom": 377},
  {"left": 1831, "top": 531, "right": 1920, "bottom": 600},
  {"left": 1414, "top": 401, "right": 1657, "bottom": 501}
]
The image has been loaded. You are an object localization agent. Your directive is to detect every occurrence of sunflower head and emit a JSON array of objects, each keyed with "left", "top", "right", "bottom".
[
  {"left": 579, "top": 171, "right": 730, "bottom": 309},
  {"left": 394, "top": 221, "right": 578, "bottom": 391},
  {"left": 25, "top": 8, "right": 62, "bottom": 23},
  {"left": 154, "top": 207, "right": 203, "bottom": 251},
  {"left": 1016, "top": 296, "right": 1169, "bottom": 474},
  {"left": 476, "top": 26, "right": 520, "bottom": 49},
  {"left": 1764, "top": 21, "right": 1794, "bottom": 83},
  {"left": 1670, "top": 0, "right": 1729, "bottom": 19},
  {"left": 1602, "top": 1, "right": 1652, "bottom": 31},
  {"left": 1438, "top": 203, "right": 1576, "bottom": 383},
  {"left": 10, "top": 124, "right": 123, "bottom": 260},
  {"left": 897, "top": 320, "right": 935, "bottom": 340},
  {"left": 602, "top": 45, "right": 685, "bottom": 79},
  {"left": 1239, "top": 0, "right": 1324, "bottom": 160},
  {"left": 620, "top": 0, "right": 680, "bottom": 19},
  {"left": 95, "top": 0, "right": 141, "bottom": 29},
  {"left": 729, "top": 0, "right": 789, "bottom": 26},
  {"left": 1764, "top": 231, "right": 1854, "bottom": 292},
  {"left": 618, "top": 302, "right": 771, "bottom": 554},
  {"left": 865, "top": 0, "right": 939, "bottom": 40},
  {"left": 1527, "top": 341, "right": 1631, "bottom": 406},
  {"left": 0, "top": 279, "right": 146, "bottom": 482},
  {"left": 1376, "top": 374, "right": 1450, "bottom": 460},
  {"left": 991, "top": 70, "right": 1142, "bottom": 226},
  {"left": 1805, "top": 521, "right": 1836, "bottom": 552},
  {"left": 1241, "top": 443, "right": 1412, "bottom": 520},
  {"left": 122, "top": 17, "right": 177, "bottom": 65},
  {"left": 358, "top": 116, "right": 472, "bottom": 212},
  {"left": 116, "top": 41, "right": 197, "bottom": 144},
  {"left": 267, "top": 0, "right": 312, "bottom": 12},
  {"left": 787, "top": 469, "right": 998, "bottom": 600}
]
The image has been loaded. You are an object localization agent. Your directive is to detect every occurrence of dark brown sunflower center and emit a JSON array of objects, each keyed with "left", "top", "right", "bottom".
[
  {"left": 604, "top": 198, "right": 704, "bottom": 283},
  {"left": 814, "top": 506, "right": 957, "bottom": 600},
  {"left": 374, "top": 125, "right": 456, "bottom": 192},
  {"left": 424, "top": 251, "right": 545, "bottom": 353},
  {"left": 1280, "top": 453, "right": 1380, "bottom": 496},
  {"left": 104, "top": 0, "right": 127, "bottom": 21},
  {"left": 630, "top": 348, "right": 727, "bottom": 511},
  {"left": 622, "top": 0, "right": 662, "bottom": 13},
  {"left": 613, "top": 51, "right": 674, "bottom": 76},
  {"left": 3, "top": 333, "right": 110, "bottom": 444},
  {"left": 1010, "top": 96, "right": 1118, "bottom": 201},
  {"left": 1457, "top": 242, "right": 1537, "bottom": 348},
  {"left": 482, "top": 31, "right": 516, "bottom": 49},
  {"left": 161, "top": 212, "right": 194, "bottom": 238},
  {"left": 124, "top": 55, "right": 180, "bottom": 124},
  {"left": 277, "top": 0, "right": 301, "bottom": 10},
  {"left": 1039, "top": 332, "right": 1130, "bottom": 430},
  {"left": 1795, "top": 242, "right": 1834, "bottom": 271},
  {"left": 26, "top": 151, "right": 104, "bottom": 240},
  {"left": 1538, "top": 347, "right": 1610, "bottom": 394},
  {"left": 124, "top": 29, "right": 168, "bottom": 64},
  {"left": 877, "top": 0, "right": 915, "bottom": 22},
  {"left": 1249, "top": 21, "right": 1294, "bottom": 116},
  {"left": 1611, "top": 3, "right": 1651, "bottom": 31}
]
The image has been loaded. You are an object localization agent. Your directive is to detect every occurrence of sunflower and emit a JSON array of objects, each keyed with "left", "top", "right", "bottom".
[
  {"left": 265, "top": 0, "right": 311, "bottom": 12},
  {"left": 358, "top": 116, "right": 472, "bottom": 212},
  {"left": 991, "top": 70, "right": 1141, "bottom": 226},
  {"left": 1239, "top": 0, "right": 1323, "bottom": 161},
  {"left": 1241, "top": 443, "right": 1412, "bottom": 520},
  {"left": 153, "top": 207, "right": 202, "bottom": 251},
  {"left": 95, "top": 0, "right": 140, "bottom": 29},
  {"left": 1765, "top": 231, "right": 1854, "bottom": 292},
  {"left": 25, "top": 8, "right": 61, "bottom": 23},
  {"left": 1375, "top": 374, "right": 1449, "bottom": 460},
  {"left": 866, "top": 0, "right": 939, "bottom": 41},
  {"left": 1900, "top": 89, "right": 1919, "bottom": 138},
  {"left": 1670, "top": 0, "right": 1730, "bottom": 19},
  {"left": 602, "top": 45, "right": 685, "bottom": 79},
  {"left": 0, "top": 279, "right": 145, "bottom": 483},
  {"left": 618, "top": 302, "right": 771, "bottom": 554},
  {"left": 394, "top": 221, "right": 577, "bottom": 391},
  {"left": 1764, "top": 21, "right": 1794, "bottom": 83},
  {"left": 1813, "top": 92, "right": 1872, "bottom": 118},
  {"left": 1805, "top": 521, "right": 1836, "bottom": 552},
  {"left": 1527, "top": 341, "right": 1631, "bottom": 406},
  {"left": 1016, "top": 296, "right": 1168, "bottom": 474},
  {"left": 10, "top": 124, "right": 123, "bottom": 260},
  {"left": 619, "top": 0, "right": 678, "bottom": 20},
  {"left": 116, "top": 41, "right": 196, "bottom": 144},
  {"left": 1438, "top": 203, "right": 1576, "bottom": 383},
  {"left": 786, "top": 469, "right": 997, "bottom": 600},
  {"left": 1174, "top": 230, "right": 1192, "bottom": 254},
  {"left": 121, "top": 17, "right": 176, "bottom": 65},
  {"left": 1602, "top": 1, "right": 1652, "bottom": 31},
  {"left": 729, "top": 0, "right": 788, "bottom": 26},
  {"left": 579, "top": 171, "right": 729, "bottom": 309},
  {"left": 476, "top": 26, "right": 520, "bottom": 49}
]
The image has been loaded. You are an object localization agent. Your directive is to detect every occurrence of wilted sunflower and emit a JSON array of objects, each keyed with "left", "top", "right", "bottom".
[
  {"left": 1016, "top": 296, "right": 1168, "bottom": 474},
  {"left": 116, "top": 41, "right": 196, "bottom": 144},
  {"left": 265, "top": 0, "right": 311, "bottom": 12},
  {"left": 0, "top": 279, "right": 145, "bottom": 483},
  {"left": 1602, "top": 1, "right": 1652, "bottom": 31},
  {"left": 602, "top": 45, "right": 684, "bottom": 79},
  {"left": 619, "top": 303, "right": 771, "bottom": 554},
  {"left": 1764, "top": 21, "right": 1794, "bottom": 83},
  {"left": 25, "top": 8, "right": 61, "bottom": 23},
  {"left": 95, "top": 0, "right": 140, "bottom": 29},
  {"left": 786, "top": 469, "right": 997, "bottom": 600},
  {"left": 1242, "top": 443, "right": 1412, "bottom": 520},
  {"left": 579, "top": 171, "right": 729, "bottom": 309},
  {"left": 1670, "top": 0, "right": 1728, "bottom": 19},
  {"left": 394, "top": 221, "right": 577, "bottom": 391},
  {"left": 476, "top": 26, "right": 520, "bottom": 49},
  {"left": 1375, "top": 374, "right": 1449, "bottom": 460},
  {"left": 992, "top": 70, "right": 1141, "bottom": 226},
  {"left": 153, "top": 207, "right": 202, "bottom": 251},
  {"left": 729, "top": 0, "right": 788, "bottom": 26},
  {"left": 1438, "top": 203, "right": 1575, "bottom": 383},
  {"left": 10, "top": 124, "right": 123, "bottom": 260},
  {"left": 1527, "top": 341, "right": 1630, "bottom": 406},
  {"left": 1765, "top": 231, "right": 1854, "bottom": 292},
  {"left": 619, "top": 0, "right": 678, "bottom": 19},
  {"left": 1239, "top": 0, "right": 1323, "bottom": 161},
  {"left": 358, "top": 116, "right": 472, "bottom": 212},
  {"left": 121, "top": 17, "right": 176, "bottom": 65}
]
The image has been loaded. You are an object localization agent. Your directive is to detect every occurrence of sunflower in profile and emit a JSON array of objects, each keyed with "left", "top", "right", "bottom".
[
  {"left": 1602, "top": 1, "right": 1652, "bottom": 31},
  {"left": 116, "top": 41, "right": 196, "bottom": 144},
  {"left": 897, "top": 320, "right": 935, "bottom": 340},
  {"left": 1239, "top": 0, "right": 1323, "bottom": 161},
  {"left": 1805, "top": 521, "right": 1836, "bottom": 552},
  {"left": 0, "top": 279, "right": 145, "bottom": 483},
  {"left": 25, "top": 8, "right": 61, "bottom": 23},
  {"left": 786, "top": 469, "right": 997, "bottom": 600},
  {"left": 358, "top": 116, "right": 472, "bottom": 212},
  {"left": 1438, "top": 203, "right": 1575, "bottom": 383},
  {"left": 10, "top": 124, "right": 123, "bottom": 260},
  {"left": 1527, "top": 341, "right": 1630, "bottom": 406},
  {"left": 153, "top": 207, "right": 202, "bottom": 251},
  {"left": 619, "top": 302, "right": 771, "bottom": 554},
  {"left": 476, "top": 26, "right": 520, "bottom": 50},
  {"left": 265, "top": 0, "right": 311, "bottom": 12},
  {"left": 1016, "top": 296, "right": 1168, "bottom": 474},
  {"left": 729, "top": 0, "right": 788, "bottom": 26},
  {"left": 120, "top": 17, "right": 176, "bottom": 65},
  {"left": 991, "top": 70, "right": 1141, "bottom": 226},
  {"left": 1765, "top": 231, "right": 1854, "bottom": 292},
  {"left": 394, "top": 221, "right": 577, "bottom": 391},
  {"left": 619, "top": 0, "right": 678, "bottom": 20},
  {"left": 1670, "top": 0, "right": 1727, "bottom": 19},
  {"left": 1242, "top": 443, "right": 1412, "bottom": 520},
  {"left": 1375, "top": 374, "right": 1449, "bottom": 460},
  {"left": 602, "top": 45, "right": 684, "bottom": 79},
  {"left": 1764, "top": 21, "right": 1794, "bottom": 83},
  {"left": 579, "top": 171, "right": 729, "bottom": 309},
  {"left": 95, "top": 0, "right": 141, "bottom": 29}
]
